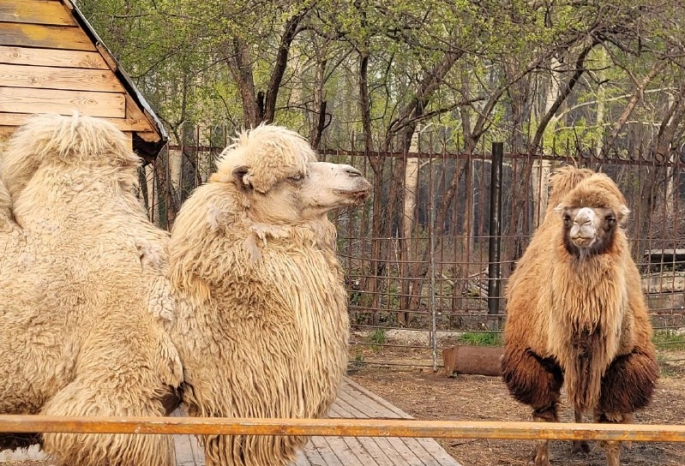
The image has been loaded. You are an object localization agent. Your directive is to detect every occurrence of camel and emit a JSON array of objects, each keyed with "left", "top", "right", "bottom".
[
  {"left": 167, "top": 124, "right": 371, "bottom": 465},
  {"left": 0, "top": 114, "right": 183, "bottom": 465},
  {"left": 501, "top": 166, "right": 658, "bottom": 466},
  {"left": 0, "top": 114, "right": 371, "bottom": 466}
]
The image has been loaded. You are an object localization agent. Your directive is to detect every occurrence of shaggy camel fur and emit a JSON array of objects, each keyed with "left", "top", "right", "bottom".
[
  {"left": 501, "top": 166, "right": 658, "bottom": 466},
  {"left": 0, "top": 114, "right": 183, "bottom": 465},
  {"left": 168, "top": 125, "right": 371, "bottom": 466}
]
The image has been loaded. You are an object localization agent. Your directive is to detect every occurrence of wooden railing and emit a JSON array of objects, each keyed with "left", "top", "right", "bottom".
[{"left": 1, "top": 415, "right": 685, "bottom": 443}]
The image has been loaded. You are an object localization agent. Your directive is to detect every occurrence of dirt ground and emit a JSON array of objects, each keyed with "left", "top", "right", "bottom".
[
  {"left": 348, "top": 342, "right": 685, "bottom": 466},
  {"left": 4, "top": 342, "right": 684, "bottom": 466}
]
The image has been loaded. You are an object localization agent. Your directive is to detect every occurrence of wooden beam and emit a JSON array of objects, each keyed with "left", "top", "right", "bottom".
[
  {"left": 0, "top": 63, "right": 124, "bottom": 93},
  {"left": 0, "top": 23, "right": 95, "bottom": 51},
  {"left": 95, "top": 43, "right": 118, "bottom": 71},
  {"left": 124, "top": 93, "right": 161, "bottom": 142},
  {"left": 0, "top": 113, "right": 153, "bottom": 132},
  {"left": 0, "top": 87, "right": 124, "bottom": 118},
  {"left": 0, "top": 415, "right": 684, "bottom": 443},
  {"left": 0, "top": 1, "right": 76, "bottom": 27},
  {"left": 0, "top": 46, "right": 108, "bottom": 69}
]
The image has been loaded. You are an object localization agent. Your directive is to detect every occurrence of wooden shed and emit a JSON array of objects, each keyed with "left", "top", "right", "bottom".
[{"left": 0, "top": 0, "right": 167, "bottom": 161}]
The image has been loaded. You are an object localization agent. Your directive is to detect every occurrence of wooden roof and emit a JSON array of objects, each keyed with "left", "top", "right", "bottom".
[{"left": 0, "top": 0, "right": 167, "bottom": 160}]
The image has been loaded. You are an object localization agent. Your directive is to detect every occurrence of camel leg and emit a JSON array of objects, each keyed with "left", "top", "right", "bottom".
[
  {"left": 529, "top": 405, "right": 558, "bottom": 466},
  {"left": 622, "top": 413, "right": 633, "bottom": 450},
  {"left": 501, "top": 346, "right": 563, "bottom": 466},
  {"left": 604, "top": 440, "right": 621, "bottom": 466},
  {"left": 571, "top": 409, "right": 590, "bottom": 454},
  {"left": 594, "top": 411, "right": 627, "bottom": 466},
  {"left": 40, "top": 318, "right": 181, "bottom": 466}
]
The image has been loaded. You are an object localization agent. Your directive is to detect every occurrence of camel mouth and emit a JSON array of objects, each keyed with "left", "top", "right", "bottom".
[
  {"left": 333, "top": 188, "right": 371, "bottom": 201},
  {"left": 571, "top": 236, "right": 595, "bottom": 247}
]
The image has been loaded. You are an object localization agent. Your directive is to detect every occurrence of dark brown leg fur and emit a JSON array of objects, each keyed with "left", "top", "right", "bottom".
[
  {"left": 598, "top": 350, "right": 658, "bottom": 414},
  {"left": 502, "top": 346, "right": 563, "bottom": 466},
  {"left": 0, "top": 433, "right": 41, "bottom": 451},
  {"left": 502, "top": 346, "right": 564, "bottom": 409}
]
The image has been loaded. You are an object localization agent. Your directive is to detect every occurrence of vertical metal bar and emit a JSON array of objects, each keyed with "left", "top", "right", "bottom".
[
  {"left": 488, "top": 143, "right": 504, "bottom": 322},
  {"left": 430, "top": 165, "right": 437, "bottom": 372}
]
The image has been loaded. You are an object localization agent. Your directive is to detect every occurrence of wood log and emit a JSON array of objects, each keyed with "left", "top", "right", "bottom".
[{"left": 442, "top": 345, "right": 503, "bottom": 377}]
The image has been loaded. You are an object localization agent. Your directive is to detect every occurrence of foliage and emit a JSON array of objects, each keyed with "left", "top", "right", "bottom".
[
  {"left": 459, "top": 331, "right": 502, "bottom": 346},
  {"left": 72, "top": 0, "right": 685, "bottom": 154},
  {"left": 653, "top": 330, "right": 685, "bottom": 351},
  {"left": 369, "top": 328, "right": 387, "bottom": 351}
]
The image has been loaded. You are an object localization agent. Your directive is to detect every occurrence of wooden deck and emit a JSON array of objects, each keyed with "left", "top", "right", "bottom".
[{"left": 174, "top": 378, "right": 462, "bottom": 466}]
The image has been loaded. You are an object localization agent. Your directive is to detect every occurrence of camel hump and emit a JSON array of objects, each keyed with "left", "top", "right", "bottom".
[
  {"left": 547, "top": 165, "right": 595, "bottom": 211},
  {"left": 1, "top": 113, "right": 139, "bottom": 202}
]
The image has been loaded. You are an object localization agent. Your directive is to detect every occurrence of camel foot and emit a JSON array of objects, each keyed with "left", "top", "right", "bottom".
[
  {"left": 571, "top": 440, "right": 590, "bottom": 454},
  {"left": 527, "top": 454, "right": 551, "bottom": 466},
  {"left": 528, "top": 441, "right": 551, "bottom": 466},
  {"left": 605, "top": 440, "right": 621, "bottom": 466}
]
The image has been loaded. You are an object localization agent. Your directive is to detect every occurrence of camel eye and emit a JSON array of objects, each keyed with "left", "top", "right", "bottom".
[
  {"left": 605, "top": 215, "right": 615, "bottom": 225},
  {"left": 563, "top": 214, "right": 572, "bottom": 226},
  {"left": 288, "top": 173, "right": 303, "bottom": 182}
]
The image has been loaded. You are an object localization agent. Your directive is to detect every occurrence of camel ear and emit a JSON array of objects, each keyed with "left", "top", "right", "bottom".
[
  {"left": 232, "top": 166, "right": 252, "bottom": 191},
  {"left": 617, "top": 204, "right": 630, "bottom": 223}
]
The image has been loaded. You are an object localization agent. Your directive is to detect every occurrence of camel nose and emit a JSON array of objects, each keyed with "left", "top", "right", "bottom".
[
  {"left": 574, "top": 207, "right": 594, "bottom": 226},
  {"left": 345, "top": 167, "right": 362, "bottom": 178}
]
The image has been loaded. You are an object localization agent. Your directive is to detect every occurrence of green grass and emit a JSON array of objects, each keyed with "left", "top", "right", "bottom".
[
  {"left": 652, "top": 330, "right": 685, "bottom": 351},
  {"left": 459, "top": 331, "right": 503, "bottom": 346},
  {"left": 369, "top": 328, "right": 387, "bottom": 351}
]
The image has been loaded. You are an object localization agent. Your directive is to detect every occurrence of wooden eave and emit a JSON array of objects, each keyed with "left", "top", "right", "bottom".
[{"left": 0, "top": 0, "right": 168, "bottom": 160}]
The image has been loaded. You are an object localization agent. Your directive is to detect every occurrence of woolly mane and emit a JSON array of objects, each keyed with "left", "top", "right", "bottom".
[
  {"left": 212, "top": 124, "right": 317, "bottom": 192},
  {"left": 0, "top": 167, "right": 11, "bottom": 225},
  {"left": 1, "top": 113, "right": 139, "bottom": 203}
]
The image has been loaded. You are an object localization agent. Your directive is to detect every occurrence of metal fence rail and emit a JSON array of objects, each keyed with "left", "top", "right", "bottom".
[
  {"left": 143, "top": 132, "right": 685, "bottom": 366},
  {"left": 1, "top": 415, "right": 685, "bottom": 443}
]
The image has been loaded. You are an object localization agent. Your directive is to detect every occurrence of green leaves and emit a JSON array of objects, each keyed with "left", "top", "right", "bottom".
[{"left": 77, "top": 0, "right": 685, "bottom": 155}]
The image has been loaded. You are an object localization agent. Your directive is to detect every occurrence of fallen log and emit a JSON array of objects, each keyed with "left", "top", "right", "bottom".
[{"left": 442, "top": 345, "right": 503, "bottom": 377}]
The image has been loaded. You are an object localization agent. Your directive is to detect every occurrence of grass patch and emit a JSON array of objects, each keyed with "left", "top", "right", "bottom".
[
  {"left": 652, "top": 330, "right": 685, "bottom": 351},
  {"left": 459, "top": 331, "right": 503, "bottom": 346},
  {"left": 368, "top": 328, "right": 386, "bottom": 351}
]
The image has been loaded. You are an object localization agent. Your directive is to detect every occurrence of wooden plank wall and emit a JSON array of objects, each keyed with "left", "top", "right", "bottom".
[{"left": 0, "top": 0, "right": 158, "bottom": 144}]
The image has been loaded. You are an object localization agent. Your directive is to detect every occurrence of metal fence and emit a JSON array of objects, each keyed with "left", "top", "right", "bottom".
[{"left": 141, "top": 134, "right": 685, "bottom": 364}]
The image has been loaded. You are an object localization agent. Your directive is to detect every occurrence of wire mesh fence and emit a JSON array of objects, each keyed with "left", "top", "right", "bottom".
[{"left": 140, "top": 128, "right": 685, "bottom": 366}]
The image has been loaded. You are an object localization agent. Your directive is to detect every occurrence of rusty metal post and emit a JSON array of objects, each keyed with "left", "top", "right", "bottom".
[{"left": 488, "top": 143, "right": 503, "bottom": 324}]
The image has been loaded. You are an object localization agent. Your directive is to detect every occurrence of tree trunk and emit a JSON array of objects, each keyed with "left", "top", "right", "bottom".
[
  {"left": 531, "top": 56, "right": 561, "bottom": 227},
  {"left": 309, "top": 54, "right": 328, "bottom": 149},
  {"left": 399, "top": 126, "right": 421, "bottom": 325}
]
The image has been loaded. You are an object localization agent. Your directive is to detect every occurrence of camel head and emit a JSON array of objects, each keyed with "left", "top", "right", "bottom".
[
  {"left": 554, "top": 173, "right": 630, "bottom": 259},
  {"left": 212, "top": 125, "right": 371, "bottom": 224}
]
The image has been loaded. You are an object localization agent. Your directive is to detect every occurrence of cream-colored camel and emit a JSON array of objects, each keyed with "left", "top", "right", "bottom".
[
  {"left": 168, "top": 125, "right": 371, "bottom": 466},
  {"left": 0, "top": 115, "right": 371, "bottom": 466},
  {"left": 0, "top": 114, "right": 182, "bottom": 465}
]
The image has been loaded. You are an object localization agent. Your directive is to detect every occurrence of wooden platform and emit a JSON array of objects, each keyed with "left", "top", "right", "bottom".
[{"left": 174, "top": 377, "right": 462, "bottom": 466}]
